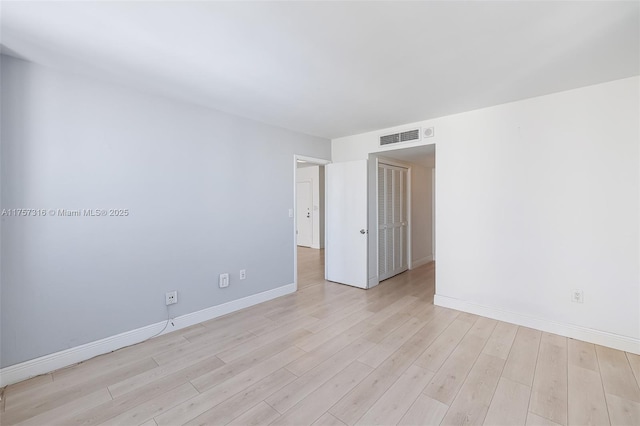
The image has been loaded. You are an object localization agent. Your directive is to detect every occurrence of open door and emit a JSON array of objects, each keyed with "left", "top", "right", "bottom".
[{"left": 325, "top": 160, "right": 368, "bottom": 288}]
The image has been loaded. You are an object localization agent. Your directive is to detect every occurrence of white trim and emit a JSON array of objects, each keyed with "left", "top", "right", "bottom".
[
  {"left": 0, "top": 283, "right": 296, "bottom": 387},
  {"left": 296, "top": 155, "right": 331, "bottom": 166},
  {"left": 434, "top": 294, "right": 640, "bottom": 355},
  {"left": 368, "top": 275, "right": 380, "bottom": 289},
  {"left": 410, "top": 255, "right": 433, "bottom": 269}
]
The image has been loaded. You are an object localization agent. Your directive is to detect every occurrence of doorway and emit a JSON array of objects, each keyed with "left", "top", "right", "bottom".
[
  {"left": 294, "top": 155, "right": 330, "bottom": 291},
  {"left": 370, "top": 144, "right": 435, "bottom": 286},
  {"left": 378, "top": 162, "right": 409, "bottom": 281},
  {"left": 296, "top": 180, "right": 313, "bottom": 247}
]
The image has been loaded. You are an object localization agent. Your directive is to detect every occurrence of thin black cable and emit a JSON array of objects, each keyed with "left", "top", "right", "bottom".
[{"left": 145, "top": 304, "right": 172, "bottom": 342}]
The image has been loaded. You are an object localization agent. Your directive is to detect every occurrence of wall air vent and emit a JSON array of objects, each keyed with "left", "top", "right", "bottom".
[{"left": 379, "top": 128, "right": 421, "bottom": 146}]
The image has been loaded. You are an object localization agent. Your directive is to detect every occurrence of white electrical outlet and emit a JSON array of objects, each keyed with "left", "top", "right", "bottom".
[
  {"left": 165, "top": 291, "right": 178, "bottom": 305},
  {"left": 219, "top": 273, "right": 229, "bottom": 288},
  {"left": 571, "top": 289, "right": 584, "bottom": 304},
  {"left": 240, "top": 269, "right": 246, "bottom": 280}
]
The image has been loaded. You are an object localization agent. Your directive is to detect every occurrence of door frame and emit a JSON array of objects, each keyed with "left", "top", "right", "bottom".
[
  {"left": 368, "top": 154, "right": 413, "bottom": 287},
  {"left": 293, "top": 155, "right": 331, "bottom": 291}
]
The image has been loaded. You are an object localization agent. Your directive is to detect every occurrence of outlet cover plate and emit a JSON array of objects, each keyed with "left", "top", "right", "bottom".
[
  {"left": 166, "top": 291, "right": 178, "bottom": 305},
  {"left": 571, "top": 289, "right": 584, "bottom": 304}
]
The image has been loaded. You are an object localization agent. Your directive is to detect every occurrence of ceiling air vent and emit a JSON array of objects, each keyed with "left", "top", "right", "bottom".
[
  {"left": 380, "top": 128, "right": 421, "bottom": 146},
  {"left": 400, "top": 129, "right": 420, "bottom": 142}
]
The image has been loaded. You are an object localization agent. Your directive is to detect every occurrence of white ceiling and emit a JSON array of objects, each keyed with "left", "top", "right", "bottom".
[{"left": 2, "top": 1, "right": 638, "bottom": 139}]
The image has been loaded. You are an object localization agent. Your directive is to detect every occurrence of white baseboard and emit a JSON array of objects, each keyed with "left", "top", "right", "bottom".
[
  {"left": 368, "top": 275, "right": 380, "bottom": 289},
  {"left": 434, "top": 294, "right": 640, "bottom": 355},
  {"left": 0, "top": 283, "right": 296, "bottom": 387},
  {"left": 410, "top": 255, "right": 433, "bottom": 269}
]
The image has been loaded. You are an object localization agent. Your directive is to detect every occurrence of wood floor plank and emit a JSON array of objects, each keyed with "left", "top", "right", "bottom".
[
  {"left": 12, "top": 388, "right": 112, "bottom": 426},
  {"left": 361, "top": 312, "right": 413, "bottom": 344},
  {"left": 408, "top": 302, "right": 440, "bottom": 323},
  {"left": 628, "top": 352, "right": 640, "bottom": 388},
  {"left": 568, "top": 364, "right": 610, "bottom": 426},
  {"left": 596, "top": 345, "right": 640, "bottom": 403},
  {"left": 404, "top": 298, "right": 435, "bottom": 321},
  {"left": 285, "top": 332, "right": 357, "bottom": 377},
  {"left": 217, "top": 316, "right": 317, "bottom": 363},
  {"left": 525, "top": 412, "right": 564, "bottom": 426},
  {"left": 440, "top": 353, "right": 505, "bottom": 426},
  {"left": 367, "top": 295, "right": 419, "bottom": 325},
  {"left": 190, "top": 329, "right": 310, "bottom": 393},
  {"left": 3, "top": 374, "right": 52, "bottom": 407},
  {"left": 423, "top": 318, "right": 498, "bottom": 405},
  {"left": 329, "top": 314, "right": 455, "bottom": 425},
  {"left": 258, "top": 289, "right": 347, "bottom": 326},
  {"left": 484, "top": 377, "right": 531, "bottom": 426},
  {"left": 567, "top": 339, "right": 599, "bottom": 372},
  {"left": 413, "top": 315, "right": 476, "bottom": 372},
  {"left": 227, "top": 401, "right": 281, "bottom": 426},
  {"left": 312, "top": 412, "right": 348, "bottom": 426},
  {"left": 306, "top": 291, "right": 363, "bottom": 319},
  {"left": 55, "top": 366, "right": 201, "bottom": 426},
  {"left": 155, "top": 346, "right": 305, "bottom": 426},
  {"left": 185, "top": 315, "right": 272, "bottom": 344},
  {"left": 604, "top": 393, "right": 640, "bottom": 426},
  {"left": 50, "top": 333, "right": 187, "bottom": 387},
  {"left": 529, "top": 333, "right": 568, "bottom": 426},
  {"left": 296, "top": 310, "right": 375, "bottom": 352},
  {"left": 100, "top": 382, "right": 199, "bottom": 426},
  {"left": 355, "top": 364, "right": 434, "bottom": 426},
  {"left": 266, "top": 338, "right": 376, "bottom": 414},
  {"left": 182, "top": 369, "right": 296, "bottom": 426},
  {"left": 1, "top": 358, "right": 159, "bottom": 425},
  {"left": 357, "top": 316, "right": 425, "bottom": 368},
  {"left": 482, "top": 321, "right": 518, "bottom": 360},
  {"left": 502, "top": 327, "right": 542, "bottom": 387},
  {"left": 108, "top": 354, "right": 225, "bottom": 399},
  {"left": 305, "top": 301, "right": 368, "bottom": 333},
  {"left": 270, "top": 361, "right": 373, "bottom": 426},
  {"left": 285, "top": 305, "right": 428, "bottom": 376},
  {"left": 151, "top": 330, "right": 253, "bottom": 366},
  {"left": 398, "top": 394, "right": 449, "bottom": 426}
]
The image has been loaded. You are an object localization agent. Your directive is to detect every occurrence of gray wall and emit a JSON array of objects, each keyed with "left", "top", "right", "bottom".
[{"left": 0, "top": 55, "right": 331, "bottom": 367}]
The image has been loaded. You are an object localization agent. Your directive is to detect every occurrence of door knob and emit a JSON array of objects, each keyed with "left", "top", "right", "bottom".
[
  {"left": 307, "top": 212, "right": 310, "bottom": 218},
  {"left": 360, "top": 229, "right": 366, "bottom": 234}
]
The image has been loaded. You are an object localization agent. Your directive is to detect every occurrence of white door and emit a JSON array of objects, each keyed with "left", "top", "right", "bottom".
[
  {"left": 326, "top": 160, "right": 368, "bottom": 288},
  {"left": 296, "top": 181, "right": 313, "bottom": 247},
  {"left": 378, "top": 163, "right": 408, "bottom": 281}
]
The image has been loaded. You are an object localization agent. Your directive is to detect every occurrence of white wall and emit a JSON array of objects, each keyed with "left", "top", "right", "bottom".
[
  {"left": 296, "top": 165, "right": 324, "bottom": 249},
  {"left": 0, "top": 55, "right": 331, "bottom": 368},
  {"left": 410, "top": 165, "right": 433, "bottom": 267},
  {"left": 333, "top": 76, "right": 640, "bottom": 353}
]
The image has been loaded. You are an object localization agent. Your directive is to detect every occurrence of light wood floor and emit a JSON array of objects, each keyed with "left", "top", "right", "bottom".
[{"left": 2, "top": 247, "right": 640, "bottom": 426}]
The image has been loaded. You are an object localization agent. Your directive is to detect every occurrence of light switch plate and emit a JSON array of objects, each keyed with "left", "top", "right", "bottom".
[{"left": 219, "top": 273, "right": 229, "bottom": 288}]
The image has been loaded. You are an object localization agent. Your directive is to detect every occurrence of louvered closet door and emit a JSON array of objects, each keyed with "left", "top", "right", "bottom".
[{"left": 378, "top": 163, "right": 408, "bottom": 281}]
